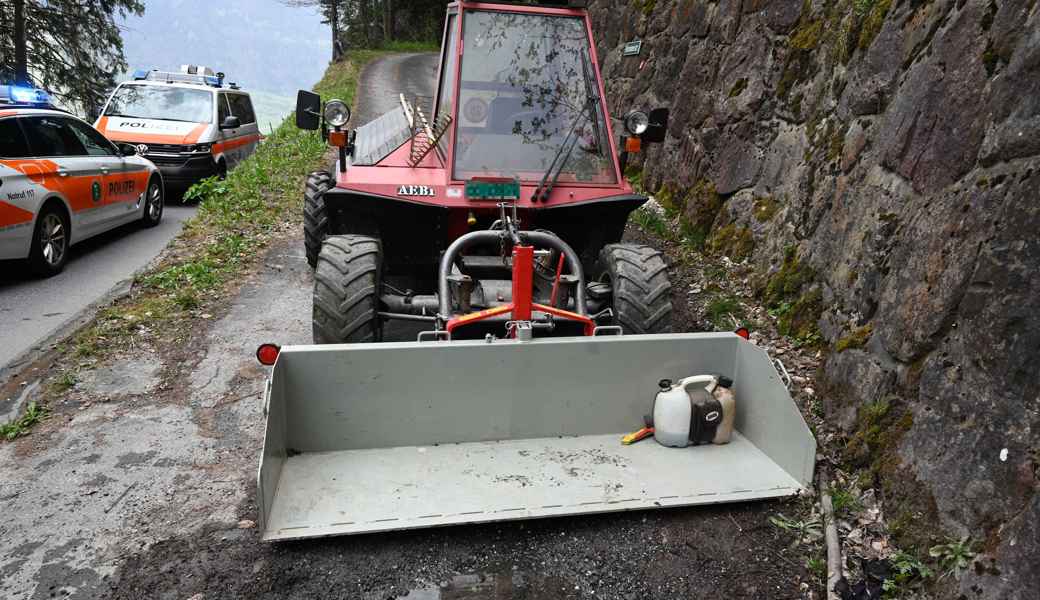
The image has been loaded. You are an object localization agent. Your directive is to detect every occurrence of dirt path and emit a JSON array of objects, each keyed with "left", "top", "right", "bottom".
[{"left": 0, "top": 55, "right": 823, "bottom": 600}]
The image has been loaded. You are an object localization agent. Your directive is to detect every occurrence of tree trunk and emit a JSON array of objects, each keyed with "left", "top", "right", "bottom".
[
  {"left": 329, "top": 0, "right": 342, "bottom": 61},
  {"left": 383, "top": 0, "right": 393, "bottom": 42},
  {"left": 13, "top": 0, "right": 28, "bottom": 85}
]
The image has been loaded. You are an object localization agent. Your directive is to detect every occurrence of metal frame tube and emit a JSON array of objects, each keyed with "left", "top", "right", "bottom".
[{"left": 437, "top": 230, "right": 588, "bottom": 322}]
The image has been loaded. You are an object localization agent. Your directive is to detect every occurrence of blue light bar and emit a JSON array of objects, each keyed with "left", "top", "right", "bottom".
[
  {"left": 0, "top": 84, "right": 51, "bottom": 105},
  {"left": 132, "top": 69, "right": 149, "bottom": 80}
]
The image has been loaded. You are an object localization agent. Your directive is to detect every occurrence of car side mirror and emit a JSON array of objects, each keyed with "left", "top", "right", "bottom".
[
  {"left": 117, "top": 142, "right": 139, "bottom": 156},
  {"left": 295, "top": 90, "right": 322, "bottom": 130},
  {"left": 220, "top": 115, "right": 241, "bottom": 130},
  {"left": 642, "top": 107, "right": 669, "bottom": 144}
]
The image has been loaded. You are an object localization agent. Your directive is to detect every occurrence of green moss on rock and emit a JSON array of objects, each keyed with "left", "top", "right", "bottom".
[
  {"left": 857, "top": 0, "right": 891, "bottom": 50},
  {"left": 708, "top": 224, "right": 755, "bottom": 261},
  {"left": 679, "top": 179, "right": 723, "bottom": 250},
  {"left": 729, "top": 78, "right": 748, "bottom": 98},
  {"left": 791, "top": 19, "right": 824, "bottom": 50},
  {"left": 753, "top": 196, "right": 780, "bottom": 222},
  {"left": 761, "top": 246, "right": 815, "bottom": 308},
  {"left": 836, "top": 323, "right": 874, "bottom": 352},
  {"left": 778, "top": 287, "right": 823, "bottom": 340}
]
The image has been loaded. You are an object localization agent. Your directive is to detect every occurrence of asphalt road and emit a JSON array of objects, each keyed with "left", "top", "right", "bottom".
[{"left": 0, "top": 204, "right": 196, "bottom": 373}]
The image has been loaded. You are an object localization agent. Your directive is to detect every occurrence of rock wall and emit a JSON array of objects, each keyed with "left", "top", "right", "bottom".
[{"left": 587, "top": 0, "right": 1039, "bottom": 596}]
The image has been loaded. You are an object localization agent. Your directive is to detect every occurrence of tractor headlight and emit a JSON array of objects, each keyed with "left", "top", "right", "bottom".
[
  {"left": 623, "top": 110, "right": 649, "bottom": 136},
  {"left": 323, "top": 99, "right": 351, "bottom": 128}
]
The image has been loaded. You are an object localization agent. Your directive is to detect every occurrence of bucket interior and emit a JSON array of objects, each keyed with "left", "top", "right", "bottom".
[{"left": 258, "top": 333, "right": 815, "bottom": 541}]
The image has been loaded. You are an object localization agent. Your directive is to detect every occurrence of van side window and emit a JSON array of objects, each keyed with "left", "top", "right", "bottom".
[
  {"left": 0, "top": 118, "right": 30, "bottom": 158},
  {"left": 228, "top": 94, "right": 256, "bottom": 125},
  {"left": 218, "top": 94, "right": 231, "bottom": 124},
  {"left": 20, "top": 116, "right": 87, "bottom": 157}
]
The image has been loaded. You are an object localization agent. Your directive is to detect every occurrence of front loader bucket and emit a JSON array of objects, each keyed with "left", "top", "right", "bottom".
[{"left": 257, "top": 333, "right": 815, "bottom": 542}]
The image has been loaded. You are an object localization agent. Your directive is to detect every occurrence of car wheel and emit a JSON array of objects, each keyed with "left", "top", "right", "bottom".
[
  {"left": 141, "top": 178, "right": 164, "bottom": 227},
  {"left": 27, "top": 204, "right": 70, "bottom": 277}
]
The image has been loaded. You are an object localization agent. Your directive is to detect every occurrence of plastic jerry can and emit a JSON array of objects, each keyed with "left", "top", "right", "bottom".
[{"left": 652, "top": 375, "right": 736, "bottom": 447}]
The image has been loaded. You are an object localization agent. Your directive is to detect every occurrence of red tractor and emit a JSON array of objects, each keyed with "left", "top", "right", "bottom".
[{"left": 295, "top": 0, "right": 673, "bottom": 343}]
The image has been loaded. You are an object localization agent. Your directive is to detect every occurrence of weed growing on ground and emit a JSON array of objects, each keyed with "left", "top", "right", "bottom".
[
  {"left": 883, "top": 549, "right": 933, "bottom": 597},
  {"left": 629, "top": 206, "right": 671, "bottom": 239},
  {"left": 706, "top": 295, "right": 744, "bottom": 329},
  {"left": 929, "top": 536, "right": 976, "bottom": 578},
  {"left": 829, "top": 484, "right": 863, "bottom": 515},
  {"left": 1, "top": 401, "right": 47, "bottom": 440},
  {"left": 770, "top": 512, "right": 824, "bottom": 548}
]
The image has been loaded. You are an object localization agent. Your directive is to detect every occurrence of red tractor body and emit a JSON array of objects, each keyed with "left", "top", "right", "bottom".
[{"left": 297, "top": 1, "right": 673, "bottom": 342}]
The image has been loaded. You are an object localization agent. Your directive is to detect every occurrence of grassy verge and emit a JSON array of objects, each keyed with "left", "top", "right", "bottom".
[{"left": 1, "top": 51, "right": 388, "bottom": 441}]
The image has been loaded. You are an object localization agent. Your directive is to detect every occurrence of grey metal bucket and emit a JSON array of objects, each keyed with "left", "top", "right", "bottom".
[{"left": 257, "top": 332, "right": 815, "bottom": 541}]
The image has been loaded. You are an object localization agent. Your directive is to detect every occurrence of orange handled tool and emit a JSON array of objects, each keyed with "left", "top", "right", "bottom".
[{"left": 621, "top": 427, "right": 654, "bottom": 445}]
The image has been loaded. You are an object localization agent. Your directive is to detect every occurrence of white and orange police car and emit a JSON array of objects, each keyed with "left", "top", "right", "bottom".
[
  {"left": 95, "top": 66, "right": 261, "bottom": 190},
  {"left": 0, "top": 85, "right": 164, "bottom": 277}
]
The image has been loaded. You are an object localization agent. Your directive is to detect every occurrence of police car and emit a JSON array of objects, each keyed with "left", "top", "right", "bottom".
[
  {"left": 0, "top": 85, "right": 164, "bottom": 276},
  {"left": 95, "top": 66, "right": 261, "bottom": 190}
]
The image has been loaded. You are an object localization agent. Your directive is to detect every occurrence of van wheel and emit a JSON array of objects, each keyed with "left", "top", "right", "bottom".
[
  {"left": 312, "top": 235, "right": 383, "bottom": 344},
  {"left": 594, "top": 244, "right": 672, "bottom": 334},
  {"left": 304, "top": 171, "right": 332, "bottom": 269},
  {"left": 140, "top": 178, "right": 164, "bottom": 227},
  {"left": 28, "top": 203, "right": 70, "bottom": 277},
  {"left": 216, "top": 160, "right": 228, "bottom": 180}
]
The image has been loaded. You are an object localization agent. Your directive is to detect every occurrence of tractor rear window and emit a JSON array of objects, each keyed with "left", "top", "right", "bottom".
[
  {"left": 453, "top": 10, "right": 615, "bottom": 184},
  {"left": 104, "top": 84, "right": 213, "bottom": 123}
]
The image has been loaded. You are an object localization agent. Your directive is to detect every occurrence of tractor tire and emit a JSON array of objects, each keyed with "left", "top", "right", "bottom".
[
  {"left": 304, "top": 171, "right": 332, "bottom": 269},
  {"left": 594, "top": 244, "right": 673, "bottom": 334},
  {"left": 312, "top": 235, "right": 383, "bottom": 344}
]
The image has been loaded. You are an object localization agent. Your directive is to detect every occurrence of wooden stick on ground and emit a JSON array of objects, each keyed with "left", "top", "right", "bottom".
[{"left": 819, "top": 466, "right": 842, "bottom": 600}]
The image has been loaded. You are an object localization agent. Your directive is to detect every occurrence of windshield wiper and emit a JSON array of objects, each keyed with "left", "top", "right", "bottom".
[
  {"left": 532, "top": 50, "right": 601, "bottom": 203},
  {"left": 532, "top": 107, "right": 587, "bottom": 202}
]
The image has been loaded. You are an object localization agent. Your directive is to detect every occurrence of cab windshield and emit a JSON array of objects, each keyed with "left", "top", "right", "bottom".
[
  {"left": 452, "top": 10, "right": 615, "bottom": 184},
  {"left": 104, "top": 84, "right": 213, "bottom": 123}
]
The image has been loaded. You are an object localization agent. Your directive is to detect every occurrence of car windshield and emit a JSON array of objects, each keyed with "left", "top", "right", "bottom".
[
  {"left": 452, "top": 10, "right": 615, "bottom": 184},
  {"left": 104, "top": 84, "right": 213, "bottom": 123}
]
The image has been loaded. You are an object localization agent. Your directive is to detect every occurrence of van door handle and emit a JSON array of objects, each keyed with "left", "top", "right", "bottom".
[{"left": 57, "top": 170, "right": 69, "bottom": 177}]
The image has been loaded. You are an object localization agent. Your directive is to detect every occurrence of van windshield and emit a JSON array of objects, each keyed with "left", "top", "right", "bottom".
[
  {"left": 452, "top": 10, "right": 615, "bottom": 183},
  {"left": 104, "top": 84, "right": 213, "bottom": 123}
]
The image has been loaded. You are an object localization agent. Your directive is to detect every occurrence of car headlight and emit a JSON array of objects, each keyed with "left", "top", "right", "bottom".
[
  {"left": 188, "top": 143, "right": 212, "bottom": 154},
  {"left": 323, "top": 99, "right": 351, "bottom": 128},
  {"left": 623, "top": 110, "right": 649, "bottom": 136}
]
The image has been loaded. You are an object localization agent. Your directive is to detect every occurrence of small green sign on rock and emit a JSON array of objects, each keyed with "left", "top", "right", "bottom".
[{"left": 623, "top": 40, "right": 642, "bottom": 57}]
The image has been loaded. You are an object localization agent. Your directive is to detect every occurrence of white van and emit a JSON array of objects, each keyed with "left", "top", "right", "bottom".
[{"left": 95, "top": 66, "right": 260, "bottom": 190}]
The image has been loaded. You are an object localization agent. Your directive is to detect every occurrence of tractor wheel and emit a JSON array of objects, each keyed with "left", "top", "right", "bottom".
[
  {"left": 594, "top": 244, "right": 673, "bottom": 334},
  {"left": 312, "top": 235, "right": 383, "bottom": 344},
  {"left": 304, "top": 171, "right": 332, "bottom": 269}
]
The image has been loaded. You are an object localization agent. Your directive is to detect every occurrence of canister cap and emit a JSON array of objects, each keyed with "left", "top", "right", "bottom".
[
  {"left": 658, "top": 379, "right": 672, "bottom": 390},
  {"left": 717, "top": 376, "right": 734, "bottom": 388}
]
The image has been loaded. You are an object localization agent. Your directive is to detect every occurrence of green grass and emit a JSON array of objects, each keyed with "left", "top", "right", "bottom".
[
  {"left": 1, "top": 401, "right": 47, "bottom": 441},
  {"left": 706, "top": 295, "right": 745, "bottom": 329},
  {"left": 629, "top": 206, "right": 671, "bottom": 239},
  {"left": 829, "top": 484, "right": 863, "bottom": 515},
  {"left": 379, "top": 40, "right": 439, "bottom": 53}
]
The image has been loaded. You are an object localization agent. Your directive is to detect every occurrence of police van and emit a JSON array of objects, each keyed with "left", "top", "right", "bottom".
[
  {"left": 0, "top": 85, "right": 165, "bottom": 276},
  {"left": 95, "top": 66, "right": 260, "bottom": 190}
]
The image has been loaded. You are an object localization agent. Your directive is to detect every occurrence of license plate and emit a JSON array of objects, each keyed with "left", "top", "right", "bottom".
[{"left": 465, "top": 178, "right": 520, "bottom": 200}]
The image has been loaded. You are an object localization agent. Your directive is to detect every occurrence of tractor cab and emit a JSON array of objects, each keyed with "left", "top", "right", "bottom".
[{"left": 296, "top": 0, "right": 666, "bottom": 210}]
